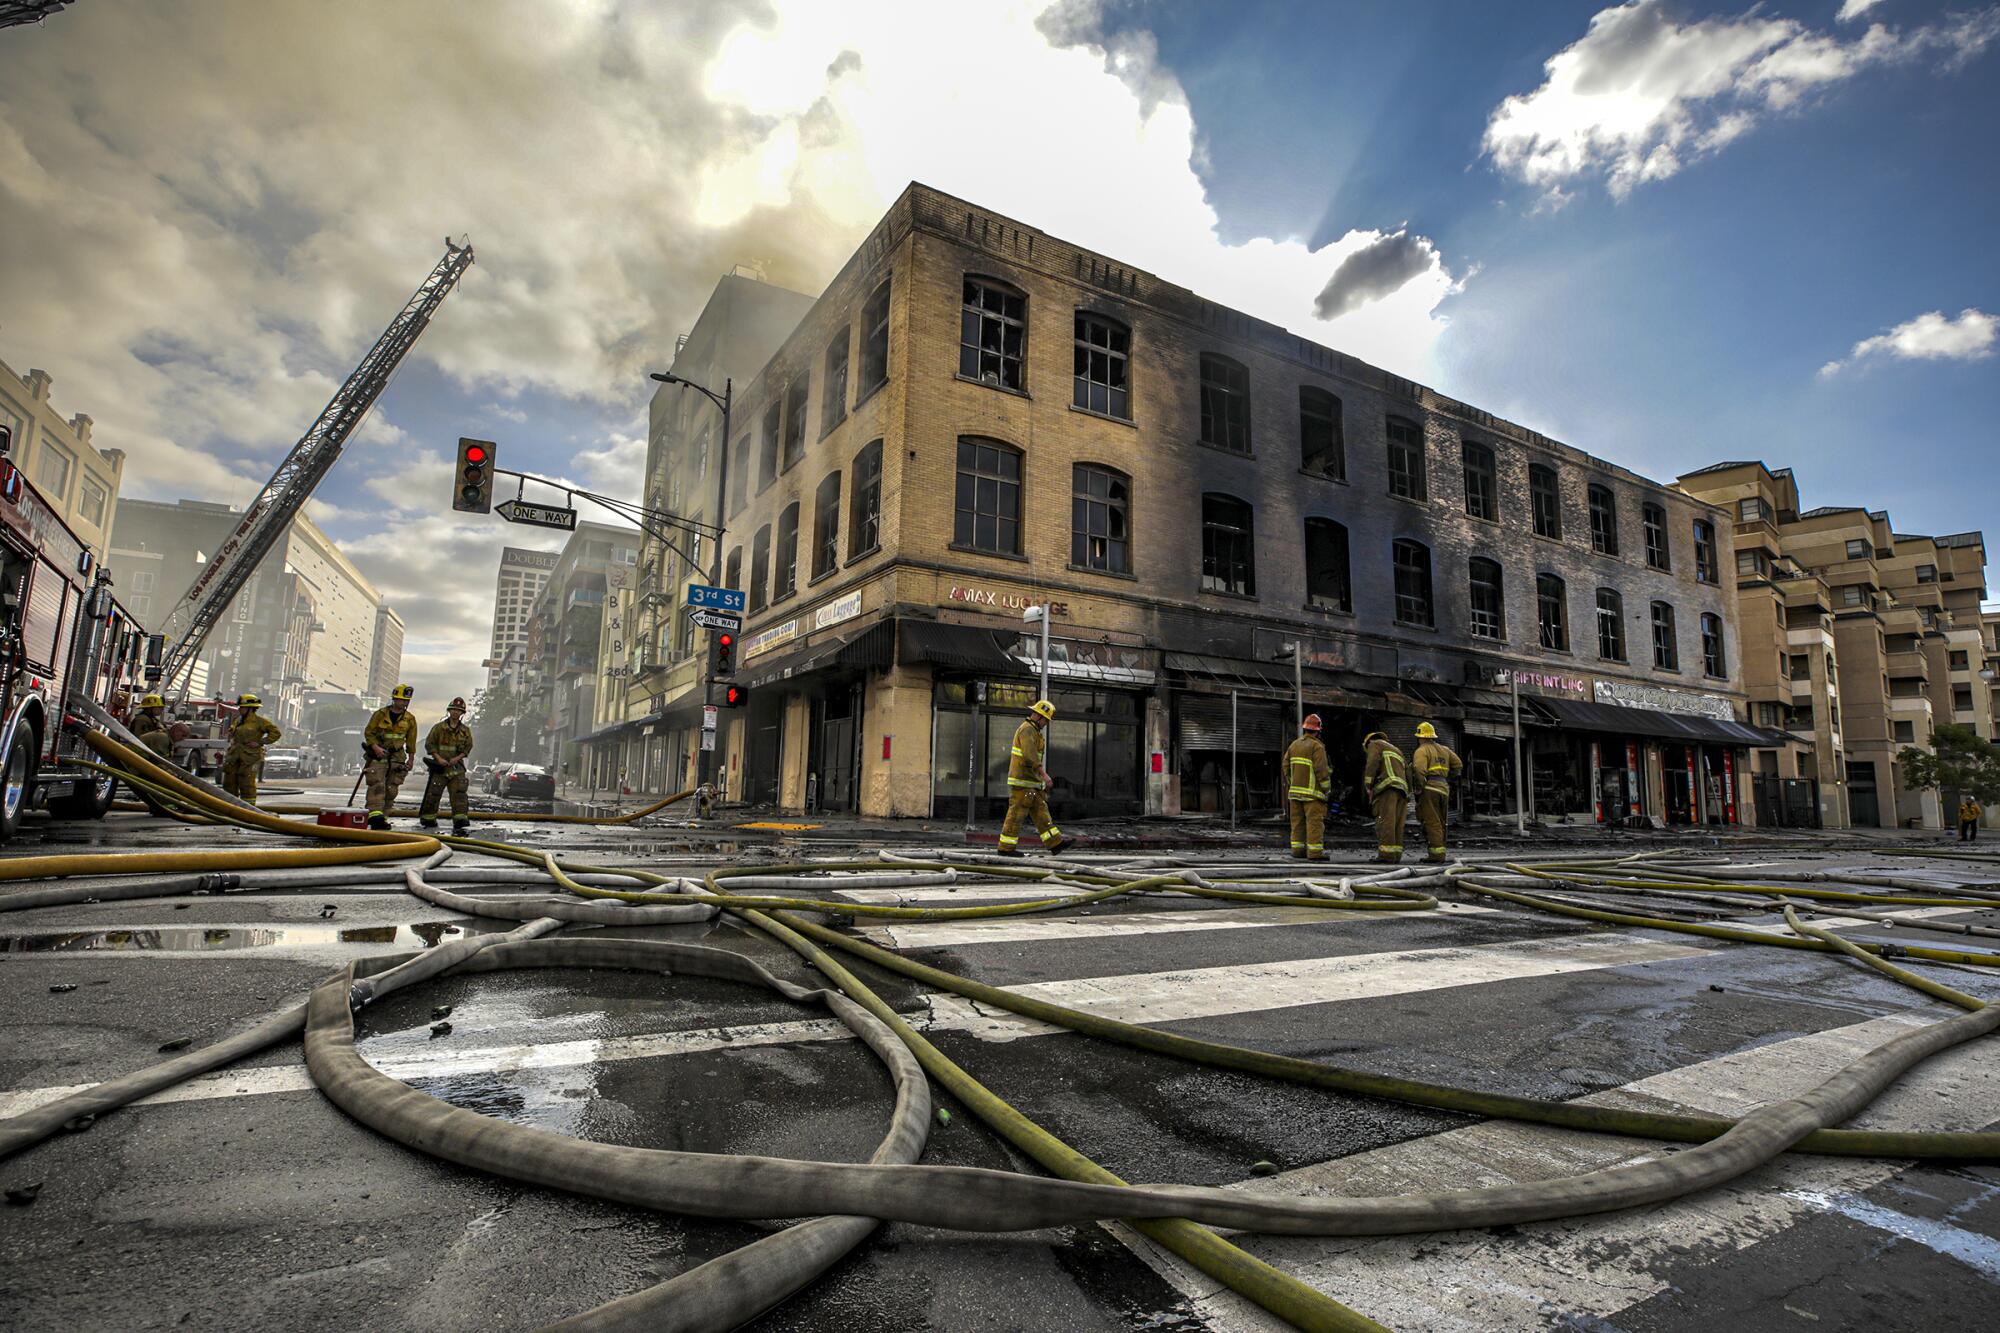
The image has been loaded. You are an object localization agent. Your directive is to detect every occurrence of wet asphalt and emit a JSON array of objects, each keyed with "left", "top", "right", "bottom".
[{"left": 1, "top": 796, "right": 1999, "bottom": 1331}]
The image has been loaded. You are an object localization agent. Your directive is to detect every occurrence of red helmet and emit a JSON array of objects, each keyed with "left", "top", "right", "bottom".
[{"left": 1301, "top": 714, "right": 1322, "bottom": 732}]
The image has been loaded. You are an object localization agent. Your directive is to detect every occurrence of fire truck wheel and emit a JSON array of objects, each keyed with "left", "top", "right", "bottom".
[
  {"left": 0, "top": 728, "right": 36, "bottom": 840},
  {"left": 49, "top": 771, "right": 117, "bottom": 821}
]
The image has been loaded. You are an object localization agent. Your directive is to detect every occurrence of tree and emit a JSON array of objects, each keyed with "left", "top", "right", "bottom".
[
  {"left": 1898, "top": 723, "right": 2000, "bottom": 805},
  {"left": 468, "top": 685, "right": 525, "bottom": 764}
]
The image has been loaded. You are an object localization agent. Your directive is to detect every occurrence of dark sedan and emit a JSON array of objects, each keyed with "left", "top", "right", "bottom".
[{"left": 495, "top": 763, "right": 555, "bottom": 801}]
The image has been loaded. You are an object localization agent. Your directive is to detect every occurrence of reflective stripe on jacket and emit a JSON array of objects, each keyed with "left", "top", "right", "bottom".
[
  {"left": 1281, "top": 735, "right": 1330, "bottom": 801},
  {"left": 366, "top": 706, "right": 420, "bottom": 756},
  {"left": 1364, "top": 739, "right": 1408, "bottom": 796},
  {"left": 1412, "top": 740, "right": 1463, "bottom": 795},
  {"left": 1007, "top": 718, "right": 1046, "bottom": 789},
  {"left": 225, "top": 713, "right": 282, "bottom": 754}
]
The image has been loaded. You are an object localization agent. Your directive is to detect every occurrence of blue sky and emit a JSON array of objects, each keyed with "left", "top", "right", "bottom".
[{"left": 1, "top": 0, "right": 1993, "bottom": 699}]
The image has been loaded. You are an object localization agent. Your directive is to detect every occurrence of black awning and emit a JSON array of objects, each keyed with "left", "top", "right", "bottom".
[
  {"left": 575, "top": 719, "right": 638, "bottom": 745},
  {"left": 745, "top": 618, "right": 896, "bottom": 689},
  {"left": 1162, "top": 652, "right": 1378, "bottom": 704},
  {"left": 1530, "top": 696, "right": 1768, "bottom": 745},
  {"left": 899, "top": 620, "right": 1021, "bottom": 674}
]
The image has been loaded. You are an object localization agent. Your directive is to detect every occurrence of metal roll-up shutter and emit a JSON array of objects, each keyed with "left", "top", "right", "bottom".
[{"left": 1177, "top": 695, "right": 1286, "bottom": 751}]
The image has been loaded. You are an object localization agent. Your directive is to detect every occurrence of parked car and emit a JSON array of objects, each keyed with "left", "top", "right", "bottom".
[
  {"left": 484, "top": 763, "right": 516, "bottom": 796},
  {"left": 495, "top": 763, "right": 555, "bottom": 801},
  {"left": 470, "top": 762, "right": 493, "bottom": 786},
  {"left": 261, "top": 748, "right": 306, "bottom": 780}
]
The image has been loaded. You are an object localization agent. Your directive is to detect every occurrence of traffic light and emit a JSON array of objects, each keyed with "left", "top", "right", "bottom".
[
  {"left": 454, "top": 437, "right": 496, "bottom": 513},
  {"left": 709, "top": 630, "right": 737, "bottom": 679},
  {"left": 720, "top": 683, "right": 749, "bottom": 709}
]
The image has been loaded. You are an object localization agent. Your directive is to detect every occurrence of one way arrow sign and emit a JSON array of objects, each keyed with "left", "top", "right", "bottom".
[{"left": 495, "top": 498, "right": 578, "bottom": 531}]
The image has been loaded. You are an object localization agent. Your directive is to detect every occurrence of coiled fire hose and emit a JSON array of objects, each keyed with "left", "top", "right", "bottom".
[{"left": 3, "top": 727, "right": 1998, "bottom": 1332}]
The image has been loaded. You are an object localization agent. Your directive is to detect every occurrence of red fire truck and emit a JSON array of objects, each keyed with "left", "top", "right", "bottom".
[{"left": 0, "top": 433, "right": 151, "bottom": 840}]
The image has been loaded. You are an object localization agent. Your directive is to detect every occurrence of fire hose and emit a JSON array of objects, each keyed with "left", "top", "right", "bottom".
[{"left": 2, "top": 729, "right": 1998, "bottom": 1331}]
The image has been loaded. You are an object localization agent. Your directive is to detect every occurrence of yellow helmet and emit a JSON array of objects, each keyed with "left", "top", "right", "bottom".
[
  {"left": 1362, "top": 731, "right": 1386, "bottom": 747},
  {"left": 391, "top": 684, "right": 415, "bottom": 701},
  {"left": 1031, "top": 699, "right": 1056, "bottom": 722},
  {"left": 1416, "top": 722, "right": 1437, "bottom": 739},
  {"left": 139, "top": 694, "right": 165, "bottom": 709},
  {"left": 237, "top": 693, "right": 260, "bottom": 708}
]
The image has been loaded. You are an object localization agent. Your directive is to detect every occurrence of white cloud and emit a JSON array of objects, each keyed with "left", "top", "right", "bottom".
[
  {"left": 1483, "top": 0, "right": 2000, "bottom": 200},
  {"left": 1818, "top": 308, "right": 1997, "bottom": 376},
  {"left": 1837, "top": 0, "right": 1888, "bottom": 23},
  {"left": 573, "top": 433, "right": 649, "bottom": 496}
]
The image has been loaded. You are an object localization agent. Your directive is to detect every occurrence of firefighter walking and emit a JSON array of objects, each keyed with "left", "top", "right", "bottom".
[
  {"left": 1282, "top": 714, "right": 1332, "bottom": 860},
  {"left": 363, "top": 684, "right": 420, "bottom": 830},
  {"left": 1411, "top": 722, "right": 1463, "bottom": 863},
  {"left": 418, "top": 696, "right": 474, "bottom": 835},
  {"left": 1362, "top": 730, "right": 1410, "bottom": 862},
  {"left": 997, "top": 699, "right": 1072, "bottom": 857},
  {"left": 220, "top": 694, "right": 282, "bottom": 802}
]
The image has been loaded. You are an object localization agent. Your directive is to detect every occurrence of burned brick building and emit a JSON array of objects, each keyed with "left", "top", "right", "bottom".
[{"left": 611, "top": 183, "right": 1769, "bottom": 825}]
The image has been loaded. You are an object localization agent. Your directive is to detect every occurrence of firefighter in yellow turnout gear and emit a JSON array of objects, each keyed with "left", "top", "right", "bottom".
[
  {"left": 1362, "top": 731, "right": 1410, "bottom": 862},
  {"left": 996, "top": 699, "right": 1072, "bottom": 857},
  {"left": 133, "top": 694, "right": 173, "bottom": 760},
  {"left": 220, "top": 694, "right": 282, "bottom": 802},
  {"left": 363, "top": 684, "right": 420, "bottom": 830},
  {"left": 418, "top": 696, "right": 475, "bottom": 835},
  {"left": 1411, "top": 721, "right": 1463, "bottom": 863},
  {"left": 1281, "top": 714, "right": 1332, "bottom": 860}
]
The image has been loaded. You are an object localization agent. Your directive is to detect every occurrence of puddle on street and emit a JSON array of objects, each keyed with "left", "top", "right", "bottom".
[{"left": 1, "top": 920, "right": 495, "bottom": 953}]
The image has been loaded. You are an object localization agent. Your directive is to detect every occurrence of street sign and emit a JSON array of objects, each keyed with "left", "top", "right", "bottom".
[
  {"left": 702, "top": 704, "right": 718, "bottom": 730},
  {"left": 496, "top": 498, "right": 578, "bottom": 530},
  {"left": 686, "top": 583, "right": 746, "bottom": 612},
  {"left": 700, "top": 729, "right": 717, "bottom": 751},
  {"left": 687, "top": 608, "right": 741, "bottom": 633}
]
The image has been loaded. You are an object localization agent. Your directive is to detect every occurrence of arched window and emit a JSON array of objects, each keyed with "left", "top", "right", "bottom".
[
  {"left": 1693, "top": 518, "right": 1719, "bottom": 583},
  {"left": 1387, "top": 416, "right": 1427, "bottom": 500},
  {"left": 1651, "top": 601, "right": 1679, "bottom": 670},
  {"left": 1596, "top": 588, "right": 1625, "bottom": 661},
  {"left": 1305, "top": 518, "right": 1350, "bottom": 612},
  {"left": 1468, "top": 557, "right": 1504, "bottom": 639},
  {"left": 773, "top": 503, "right": 800, "bottom": 601},
  {"left": 1462, "top": 441, "right": 1497, "bottom": 521},
  {"left": 1393, "top": 538, "right": 1433, "bottom": 627},
  {"left": 782, "top": 376, "right": 809, "bottom": 470},
  {"left": 1200, "top": 494, "right": 1255, "bottom": 596},
  {"left": 822, "top": 329, "right": 849, "bottom": 434},
  {"left": 724, "top": 546, "right": 742, "bottom": 597},
  {"left": 849, "top": 440, "right": 882, "bottom": 558},
  {"left": 1642, "top": 501, "right": 1670, "bottom": 570},
  {"left": 1071, "top": 464, "right": 1130, "bottom": 573},
  {"left": 859, "top": 277, "right": 891, "bottom": 397},
  {"left": 1588, "top": 483, "right": 1619, "bottom": 555},
  {"left": 749, "top": 525, "right": 772, "bottom": 613},
  {"left": 1199, "top": 354, "right": 1251, "bottom": 453},
  {"left": 1530, "top": 463, "right": 1562, "bottom": 539},
  {"left": 758, "top": 400, "right": 780, "bottom": 493},
  {"left": 1300, "top": 386, "right": 1344, "bottom": 479},
  {"left": 954, "top": 437, "right": 1022, "bottom": 555},
  {"left": 960, "top": 276, "right": 1026, "bottom": 390},
  {"left": 812, "top": 472, "right": 842, "bottom": 580},
  {"left": 1537, "top": 573, "right": 1568, "bottom": 651},
  {"left": 730, "top": 432, "right": 751, "bottom": 516},
  {"left": 1701, "top": 611, "right": 1726, "bottom": 678},
  {"left": 1073, "top": 312, "right": 1130, "bottom": 418}
]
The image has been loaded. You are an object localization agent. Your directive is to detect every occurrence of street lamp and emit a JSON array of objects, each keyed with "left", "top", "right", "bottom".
[
  {"left": 1023, "top": 603, "right": 1052, "bottom": 701},
  {"left": 1271, "top": 641, "right": 1303, "bottom": 728},
  {"left": 648, "top": 369, "right": 733, "bottom": 797}
]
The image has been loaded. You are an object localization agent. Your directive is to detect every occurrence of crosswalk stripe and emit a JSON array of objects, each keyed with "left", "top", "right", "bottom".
[
  {"left": 0, "top": 931, "right": 1705, "bottom": 1117},
  {"left": 860, "top": 900, "right": 1496, "bottom": 949},
  {"left": 1107, "top": 1006, "right": 2000, "bottom": 1332}
]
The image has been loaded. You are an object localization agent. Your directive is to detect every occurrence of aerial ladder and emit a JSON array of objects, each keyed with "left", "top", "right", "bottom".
[{"left": 156, "top": 238, "right": 474, "bottom": 694}]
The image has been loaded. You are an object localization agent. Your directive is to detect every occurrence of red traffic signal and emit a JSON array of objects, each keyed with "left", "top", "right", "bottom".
[
  {"left": 721, "top": 683, "right": 748, "bottom": 708},
  {"left": 453, "top": 437, "right": 497, "bottom": 513},
  {"left": 710, "top": 629, "right": 737, "bottom": 679}
]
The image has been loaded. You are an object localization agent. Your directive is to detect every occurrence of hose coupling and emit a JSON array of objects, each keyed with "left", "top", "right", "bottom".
[
  {"left": 195, "top": 873, "right": 242, "bottom": 893},
  {"left": 348, "top": 981, "right": 377, "bottom": 1011},
  {"left": 1877, "top": 942, "right": 1907, "bottom": 959}
]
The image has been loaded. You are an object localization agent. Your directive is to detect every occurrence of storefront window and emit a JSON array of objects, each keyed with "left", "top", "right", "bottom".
[{"left": 931, "top": 681, "right": 1141, "bottom": 814}]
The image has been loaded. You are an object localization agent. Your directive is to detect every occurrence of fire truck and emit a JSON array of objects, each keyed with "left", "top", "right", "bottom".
[{"left": 0, "top": 430, "right": 152, "bottom": 840}]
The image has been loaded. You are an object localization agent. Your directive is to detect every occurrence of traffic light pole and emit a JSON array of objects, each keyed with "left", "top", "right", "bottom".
[{"left": 649, "top": 372, "right": 732, "bottom": 800}]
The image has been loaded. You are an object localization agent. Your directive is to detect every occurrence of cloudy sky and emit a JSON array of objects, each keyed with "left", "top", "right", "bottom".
[{"left": 1, "top": 0, "right": 1994, "bottom": 703}]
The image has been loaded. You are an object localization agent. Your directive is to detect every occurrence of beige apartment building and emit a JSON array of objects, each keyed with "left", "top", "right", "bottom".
[
  {"left": 0, "top": 358, "right": 125, "bottom": 561},
  {"left": 596, "top": 184, "right": 1766, "bottom": 824},
  {"left": 1679, "top": 463, "right": 1992, "bottom": 829}
]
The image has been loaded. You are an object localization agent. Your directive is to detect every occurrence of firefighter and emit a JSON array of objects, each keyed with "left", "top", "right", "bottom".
[
  {"left": 133, "top": 694, "right": 173, "bottom": 759},
  {"left": 220, "top": 694, "right": 282, "bottom": 803},
  {"left": 1362, "top": 730, "right": 1410, "bottom": 863},
  {"left": 1411, "top": 721, "right": 1463, "bottom": 864},
  {"left": 997, "top": 699, "right": 1071, "bottom": 857},
  {"left": 363, "top": 684, "right": 420, "bottom": 830},
  {"left": 418, "top": 696, "right": 475, "bottom": 835},
  {"left": 1960, "top": 795, "right": 1983, "bottom": 842},
  {"left": 1281, "top": 714, "right": 1332, "bottom": 861}
]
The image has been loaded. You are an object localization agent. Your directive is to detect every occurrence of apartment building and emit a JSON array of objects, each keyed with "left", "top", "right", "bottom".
[
  {"left": 485, "top": 547, "right": 558, "bottom": 689},
  {"left": 1678, "top": 464, "right": 1992, "bottom": 829},
  {"left": 516, "top": 523, "right": 638, "bottom": 778},
  {"left": 0, "top": 358, "right": 125, "bottom": 561},
  {"left": 368, "top": 606, "right": 405, "bottom": 701},
  {"left": 598, "top": 184, "right": 1766, "bottom": 823}
]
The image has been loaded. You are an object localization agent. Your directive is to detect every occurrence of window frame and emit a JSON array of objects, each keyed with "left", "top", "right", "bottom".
[
  {"left": 811, "top": 471, "right": 842, "bottom": 581},
  {"left": 1700, "top": 611, "right": 1726, "bottom": 678},
  {"left": 758, "top": 401, "right": 780, "bottom": 493},
  {"left": 959, "top": 276, "right": 1027, "bottom": 393},
  {"left": 1197, "top": 353, "right": 1251, "bottom": 454},
  {"left": 1642, "top": 501, "right": 1670, "bottom": 571},
  {"left": 953, "top": 436, "right": 1024, "bottom": 556},
  {"left": 1392, "top": 538, "right": 1434, "bottom": 628},
  {"left": 782, "top": 375, "right": 810, "bottom": 472},
  {"left": 1386, "top": 415, "right": 1427, "bottom": 501},
  {"left": 1530, "top": 463, "right": 1562, "bottom": 540},
  {"left": 1595, "top": 587, "right": 1626, "bottom": 662},
  {"left": 858, "top": 277, "right": 891, "bottom": 400},
  {"left": 1651, "top": 601, "right": 1680, "bottom": 671},
  {"left": 772, "top": 502, "right": 801, "bottom": 601},
  {"left": 1587, "top": 483, "right": 1620, "bottom": 556},
  {"left": 1072, "top": 311, "right": 1131, "bottom": 421},
  {"left": 749, "top": 525, "right": 772, "bottom": 613},
  {"left": 821, "top": 329, "right": 850, "bottom": 435},
  {"left": 1693, "top": 519, "right": 1719, "bottom": 583},
  {"left": 1467, "top": 556, "right": 1505, "bottom": 640},
  {"left": 1299, "top": 386, "right": 1344, "bottom": 480},
  {"left": 1537, "top": 572, "right": 1569, "bottom": 652},
  {"left": 1070, "top": 462, "right": 1131, "bottom": 575},
  {"left": 1199, "top": 493, "right": 1256, "bottom": 597},
  {"left": 1461, "top": 439, "right": 1497, "bottom": 521},
  {"left": 1305, "top": 517, "right": 1351, "bottom": 614},
  {"left": 849, "top": 439, "right": 883, "bottom": 560}
]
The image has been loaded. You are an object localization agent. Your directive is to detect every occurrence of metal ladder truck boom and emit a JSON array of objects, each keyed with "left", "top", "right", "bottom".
[{"left": 157, "top": 237, "right": 475, "bottom": 693}]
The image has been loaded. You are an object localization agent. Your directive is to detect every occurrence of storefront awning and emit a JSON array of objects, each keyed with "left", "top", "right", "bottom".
[
  {"left": 899, "top": 620, "right": 1020, "bottom": 674},
  {"left": 1530, "top": 696, "right": 1775, "bottom": 746},
  {"left": 575, "top": 719, "right": 638, "bottom": 745},
  {"left": 1164, "top": 651, "right": 1378, "bottom": 704},
  {"left": 745, "top": 619, "right": 895, "bottom": 689}
]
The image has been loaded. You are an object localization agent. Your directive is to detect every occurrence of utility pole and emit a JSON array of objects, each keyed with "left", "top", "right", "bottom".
[
  {"left": 1024, "top": 604, "right": 1053, "bottom": 701},
  {"left": 1509, "top": 667, "right": 1528, "bottom": 837},
  {"left": 649, "top": 371, "right": 732, "bottom": 796}
]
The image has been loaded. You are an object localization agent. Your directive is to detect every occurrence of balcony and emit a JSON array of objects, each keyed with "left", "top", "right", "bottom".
[
  {"left": 1886, "top": 650, "right": 1928, "bottom": 678},
  {"left": 557, "top": 652, "right": 595, "bottom": 678},
  {"left": 565, "top": 587, "right": 605, "bottom": 613}
]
